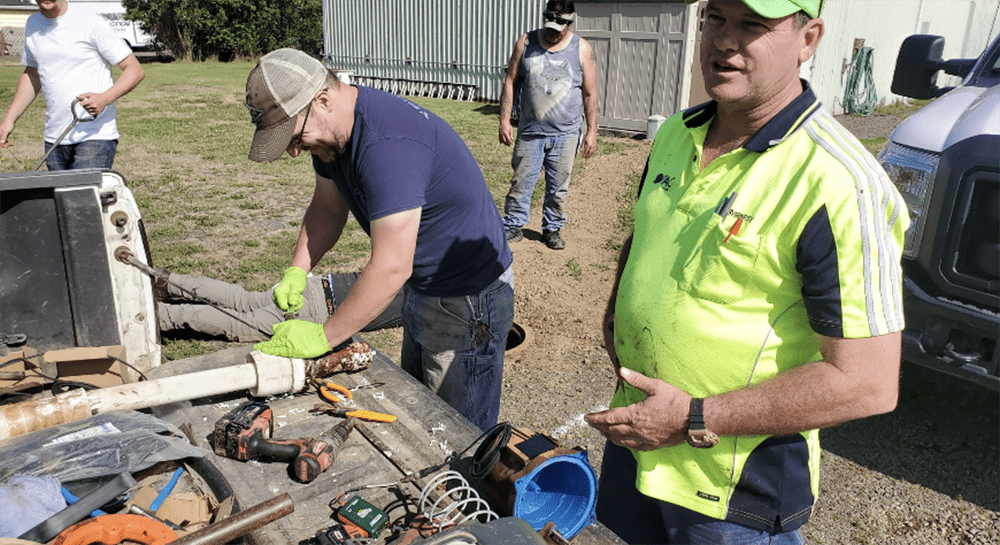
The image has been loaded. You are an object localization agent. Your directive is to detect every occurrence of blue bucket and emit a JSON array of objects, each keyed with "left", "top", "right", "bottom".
[{"left": 511, "top": 450, "right": 598, "bottom": 539}]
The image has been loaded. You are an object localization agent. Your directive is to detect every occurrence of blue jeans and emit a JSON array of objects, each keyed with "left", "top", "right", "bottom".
[
  {"left": 502, "top": 131, "right": 580, "bottom": 232},
  {"left": 597, "top": 441, "right": 805, "bottom": 545},
  {"left": 44, "top": 139, "right": 117, "bottom": 171},
  {"left": 400, "top": 269, "right": 514, "bottom": 431}
]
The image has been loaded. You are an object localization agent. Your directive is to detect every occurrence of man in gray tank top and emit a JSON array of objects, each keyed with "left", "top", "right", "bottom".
[{"left": 499, "top": 0, "right": 598, "bottom": 250}]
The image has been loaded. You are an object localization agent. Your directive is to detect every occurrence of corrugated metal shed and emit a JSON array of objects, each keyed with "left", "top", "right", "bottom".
[
  {"left": 322, "top": 0, "right": 543, "bottom": 102},
  {"left": 321, "top": 0, "right": 697, "bottom": 132}
]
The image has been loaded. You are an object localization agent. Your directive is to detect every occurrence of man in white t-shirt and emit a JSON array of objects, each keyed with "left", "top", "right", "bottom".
[{"left": 0, "top": 0, "right": 144, "bottom": 170}]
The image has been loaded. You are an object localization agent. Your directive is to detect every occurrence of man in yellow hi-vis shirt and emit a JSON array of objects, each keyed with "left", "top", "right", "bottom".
[{"left": 585, "top": 0, "right": 909, "bottom": 543}]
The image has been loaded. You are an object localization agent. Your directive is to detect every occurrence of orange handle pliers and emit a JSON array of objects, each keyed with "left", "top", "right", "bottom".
[{"left": 317, "top": 382, "right": 396, "bottom": 423}]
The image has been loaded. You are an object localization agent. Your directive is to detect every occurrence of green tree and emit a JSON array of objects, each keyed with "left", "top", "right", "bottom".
[{"left": 122, "top": 0, "right": 322, "bottom": 61}]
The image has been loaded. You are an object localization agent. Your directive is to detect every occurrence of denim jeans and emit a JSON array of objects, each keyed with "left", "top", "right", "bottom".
[
  {"left": 44, "top": 139, "right": 117, "bottom": 170},
  {"left": 400, "top": 268, "right": 514, "bottom": 431},
  {"left": 597, "top": 441, "right": 805, "bottom": 545},
  {"left": 502, "top": 131, "right": 580, "bottom": 232}
]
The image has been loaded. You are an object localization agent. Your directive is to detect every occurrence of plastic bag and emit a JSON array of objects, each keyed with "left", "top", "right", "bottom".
[{"left": 0, "top": 410, "right": 208, "bottom": 484}]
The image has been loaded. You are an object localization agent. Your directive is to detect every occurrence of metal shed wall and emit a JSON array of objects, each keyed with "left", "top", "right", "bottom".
[
  {"left": 322, "top": 0, "right": 544, "bottom": 102},
  {"left": 321, "top": 0, "right": 697, "bottom": 131}
]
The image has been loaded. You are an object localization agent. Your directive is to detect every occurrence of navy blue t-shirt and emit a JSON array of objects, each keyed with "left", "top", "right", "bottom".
[{"left": 312, "top": 86, "right": 512, "bottom": 297}]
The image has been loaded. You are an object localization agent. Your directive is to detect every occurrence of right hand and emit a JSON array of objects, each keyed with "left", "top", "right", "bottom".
[
  {"left": 273, "top": 266, "right": 308, "bottom": 313},
  {"left": 0, "top": 120, "right": 16, "bottom": 147}
]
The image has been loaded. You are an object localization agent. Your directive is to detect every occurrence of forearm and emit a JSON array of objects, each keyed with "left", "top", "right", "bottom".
[
  {"left": 500, "top": 81, "right": 515, "bottom": 122},
  {"left": 583, "top": 92, "right": 598, "bottom": 135},
  {"left": 706, "top": 333, "right": 901, "bottom": 437},
  {"left": 102, "top": 57, "right": 144, "bottom": 103},
  {"left": 1, "top": 71, "right": 40, "bottom": 127},
  {"left": 290, "top": 202, "right": 345, "bottom": 272},
  {"left": 321, "top": 264, "right": 408, "bottom": 348}
]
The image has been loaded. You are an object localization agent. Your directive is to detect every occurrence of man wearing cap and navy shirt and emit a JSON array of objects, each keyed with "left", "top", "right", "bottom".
[
  {"left": 585, "top": 1, "right": 909, "bottom": 543},
  {"left": 243, "top": 49, "right": 514, "bottom": 432},
  {"left": 498, "top": 0, "right": 598, "bottom": 250}
]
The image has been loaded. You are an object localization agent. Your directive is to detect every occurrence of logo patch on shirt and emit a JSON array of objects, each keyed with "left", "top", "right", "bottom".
[
  {"left": 697, "top": 491, "right": 720, "bottom": 502},
  {"left": 652, "top": 173, "right": 674, "bottom": 190}
]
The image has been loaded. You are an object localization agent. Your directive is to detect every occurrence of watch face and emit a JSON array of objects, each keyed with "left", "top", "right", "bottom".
[{"left": 687, "top": 429, "right": 719, "bottom": 448}]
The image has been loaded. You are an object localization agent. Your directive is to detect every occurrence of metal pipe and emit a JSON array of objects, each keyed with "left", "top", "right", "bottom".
[{"left": 168, "top": 493, "right": 294, "bottom": 545}]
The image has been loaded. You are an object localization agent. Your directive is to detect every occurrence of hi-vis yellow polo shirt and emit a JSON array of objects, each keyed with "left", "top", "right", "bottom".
[{"left": 611, "top": 83, "right": 909, "bottom": 533}]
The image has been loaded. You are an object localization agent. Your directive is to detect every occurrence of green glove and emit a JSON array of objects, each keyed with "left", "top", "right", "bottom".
[
  {"left": 254, "top": 320, "right": 331, "bottom": 359},
  {"left": 273, "top": 266, "right": 308, "bottom": 313}
]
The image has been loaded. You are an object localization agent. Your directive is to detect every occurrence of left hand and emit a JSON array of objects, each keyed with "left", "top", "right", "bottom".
[
  {"left": 76, "top": 92, "right": 109, "bottom": 117},
  {"left": 584, "top": 367, "right": 692, "bottom": 451},
  {"left": 254, "top": 320, "right": 331, "bottom": 359},
  {"left": 580, "top": 131, "right": 597, "bottom": 159}
]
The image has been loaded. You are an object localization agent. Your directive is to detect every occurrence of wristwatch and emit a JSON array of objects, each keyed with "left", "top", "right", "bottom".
[{"left": 686, "top": 398, "right": 719, "bottom": 448}]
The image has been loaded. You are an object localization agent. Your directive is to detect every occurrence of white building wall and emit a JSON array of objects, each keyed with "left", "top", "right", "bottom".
[{"left": 807, "top": 0, "right": 1000, "bottom": 114}]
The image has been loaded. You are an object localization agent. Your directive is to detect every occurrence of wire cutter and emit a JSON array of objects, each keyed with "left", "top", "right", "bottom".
[{"left": 315, "top": 382, "right": 397, "bottom": 423}]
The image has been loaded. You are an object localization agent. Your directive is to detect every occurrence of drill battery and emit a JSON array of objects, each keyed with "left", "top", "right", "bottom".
[{"left": 212, "top": 400, "right": 273, "bottom": 460}]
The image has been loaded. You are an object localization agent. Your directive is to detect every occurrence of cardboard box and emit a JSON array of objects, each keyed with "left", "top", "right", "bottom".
[
  {"left": 131, "top": 485, "right": 214, "bottom": 527},
  {"left": 43, "top": 345, "right": 129, "bottom": 388},
  {"left": 0, "top": 347, "right": 43, "bottom": 393}
]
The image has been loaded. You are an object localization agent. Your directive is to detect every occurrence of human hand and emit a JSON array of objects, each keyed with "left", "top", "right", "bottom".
[
  {"left": 0, "top": 120, "right": 15, "bottom": 146},
  {"left": 254, "top": 320, "right": 331, "bottom": 359},
  {"left": 580, "top": 131, "right": 597, "bottom": 159},
  {"left": 584, "top": 367, "right": 692, "bottom": 451},
  {"left": 499, "top": 120, "right": 514, "bottom": 146},
  {"left": 76, "top": 92, "right": 109, "bottom": 117},
  {"left": 272, "top": 267, "right": 308, "bottom": 312}
]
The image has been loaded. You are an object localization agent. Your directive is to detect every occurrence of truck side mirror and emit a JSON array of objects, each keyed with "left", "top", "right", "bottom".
[{"left": 892, "top": 35, "right": 977, "bottom": 99}]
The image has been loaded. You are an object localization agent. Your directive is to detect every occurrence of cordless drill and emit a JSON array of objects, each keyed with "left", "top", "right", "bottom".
[{"left": 213, "top": 401, "right": 355, "bottom": 482}]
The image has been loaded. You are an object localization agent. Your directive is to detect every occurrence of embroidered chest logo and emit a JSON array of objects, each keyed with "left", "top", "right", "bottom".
[{"left": 652, "top": 173, "right": 674, "bottom": 190}]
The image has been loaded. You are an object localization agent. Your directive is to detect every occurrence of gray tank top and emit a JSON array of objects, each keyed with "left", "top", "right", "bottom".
[{"left": 517, "top": 30, "right": 584, "bottom": 137}]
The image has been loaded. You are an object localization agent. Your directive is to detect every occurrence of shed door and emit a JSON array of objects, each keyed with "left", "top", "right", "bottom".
[{"left": 576, "top": 2, "right": 695, "bottom": 133}]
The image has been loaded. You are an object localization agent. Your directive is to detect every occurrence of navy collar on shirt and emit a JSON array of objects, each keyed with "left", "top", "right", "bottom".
[{"left": 682, "top": 80, "right": 822, "bottom": 153}]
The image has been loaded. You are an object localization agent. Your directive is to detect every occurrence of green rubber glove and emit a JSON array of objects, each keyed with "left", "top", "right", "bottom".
[
  {"left": 273, "top": 266, "right": 308, "bottom": 313},
  {"left": 254, "top": 320, "right": 331, "bottom": 359}
]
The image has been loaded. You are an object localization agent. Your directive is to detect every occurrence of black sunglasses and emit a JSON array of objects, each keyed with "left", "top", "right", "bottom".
[
  {"left": 290, "top": 102, "right": 311, "bottom": 150},
  {"left": 543, "top": 11, "right": 573, "bottom": 26}
]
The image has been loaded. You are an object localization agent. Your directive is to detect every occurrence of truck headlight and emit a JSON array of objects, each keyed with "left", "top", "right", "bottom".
[{"left": 878, "top": 141, "right": 940, "bottom": 257}]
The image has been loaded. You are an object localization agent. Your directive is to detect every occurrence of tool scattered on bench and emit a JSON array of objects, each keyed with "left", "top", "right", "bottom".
[
  {"left": 213, "top": 400, "right": 357, "bottom": 482},
  {"left": 313, "top": 381, "right": 397, "bottom": 423}
]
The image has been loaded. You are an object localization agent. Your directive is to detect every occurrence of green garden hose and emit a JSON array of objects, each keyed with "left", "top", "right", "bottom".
[{"left": 843, "top": 46, "right": 878, "bottom": 115}]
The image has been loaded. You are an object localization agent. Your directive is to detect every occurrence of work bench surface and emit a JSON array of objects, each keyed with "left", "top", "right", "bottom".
[{"left": 149, "top": 343, "right": 621, "bottom": 545}]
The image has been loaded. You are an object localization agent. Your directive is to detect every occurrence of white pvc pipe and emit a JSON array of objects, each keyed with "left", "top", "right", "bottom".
[
  {"left": 0, "top": 351, "right": 307, "bottom": 440},
  {"left": 88, "top": 363, "right": 260, "bottom": 414}
]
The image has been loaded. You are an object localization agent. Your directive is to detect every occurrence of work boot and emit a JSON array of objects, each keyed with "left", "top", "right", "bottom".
[
  {"left": 542, "top": 229, "right": 565, "bottom": 250},
  {"left": 153, "top": 267, "right": 170, "bottom": 301},
  {"left": 506, "top": 226, "right": 524, "bottom": 243}
]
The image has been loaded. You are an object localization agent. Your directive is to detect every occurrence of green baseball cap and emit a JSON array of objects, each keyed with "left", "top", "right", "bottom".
[{"left": 688, "top": 0, "right": 824, "bottom": 19}]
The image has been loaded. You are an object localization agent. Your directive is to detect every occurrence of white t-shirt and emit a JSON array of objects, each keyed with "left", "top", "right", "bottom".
[{"left": 22, "top": 4, "right": 133, "bottom": 144}]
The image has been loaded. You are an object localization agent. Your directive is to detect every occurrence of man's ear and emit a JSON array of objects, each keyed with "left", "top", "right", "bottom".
[
  {"left": 313, "top": 87, "right": 335, "bottom": 113},
  {"left": 798, "top": 18, "right": 824, "bottom": 64}
]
